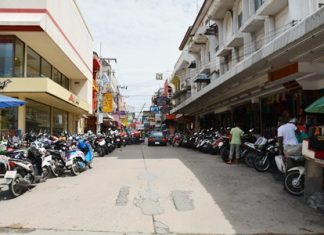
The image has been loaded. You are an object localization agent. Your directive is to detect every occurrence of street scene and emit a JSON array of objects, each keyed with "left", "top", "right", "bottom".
[
  {"left": 0, "top": 0, "right": 324, "bottom": 234},
  {"left": 1, "top": 145, "right": 324, "bottom": 235}
]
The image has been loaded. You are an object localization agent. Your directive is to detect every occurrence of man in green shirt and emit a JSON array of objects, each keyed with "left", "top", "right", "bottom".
[{"left": 227, "top": 124, "right": 244, "bottom": 164}]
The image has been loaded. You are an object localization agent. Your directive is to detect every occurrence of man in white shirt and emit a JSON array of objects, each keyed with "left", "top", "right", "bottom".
[{"left": 277, "top": 118, "right": 301, "bottom": 156}]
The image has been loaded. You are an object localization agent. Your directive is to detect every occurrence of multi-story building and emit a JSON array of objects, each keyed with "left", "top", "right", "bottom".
[
  {"left": 170, "top": 0, "right": 324, "bottom": 196},
  {"left": 171, "top": 0, "right": 324, "bottom": 134},
  {"left": 0, "top": 0, "right": 93, "bottom": 135}
]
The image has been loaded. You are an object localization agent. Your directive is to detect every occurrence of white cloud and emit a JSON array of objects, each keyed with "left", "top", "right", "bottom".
[{"left": 77, "top": 0, "right": 203, "bottom": 113}]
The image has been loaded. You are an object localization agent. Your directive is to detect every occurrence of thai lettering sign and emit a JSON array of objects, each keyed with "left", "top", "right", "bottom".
[
  {"left": 0, "top": 79, "right": 12, "bottom": 89},
  {"left": 103, "top": 93, "right": 113, "bottom": 113},
  {"left": 68, "top": 94, "right": 80, "bottom": 105}
]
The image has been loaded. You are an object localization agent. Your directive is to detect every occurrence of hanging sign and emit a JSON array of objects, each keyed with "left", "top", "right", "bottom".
[{"left": 103, "top": 93, "right": 113, "bottom": 113}]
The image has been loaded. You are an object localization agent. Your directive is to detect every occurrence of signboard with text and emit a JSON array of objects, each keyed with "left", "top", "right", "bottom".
[{"left": 103, "top": 93, "right": 113, "bottom": 113}]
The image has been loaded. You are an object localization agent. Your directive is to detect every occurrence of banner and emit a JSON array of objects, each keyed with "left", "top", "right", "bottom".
[
  {"left": 103, "top": 93, "right": 113, "bottom": 113},
  {"left": 121, "top": 117, "right": 128, "bottom": 127}
]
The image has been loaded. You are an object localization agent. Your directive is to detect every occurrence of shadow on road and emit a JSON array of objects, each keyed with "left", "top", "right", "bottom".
[{"left": 117, "top": 144, "right": 324, "bottom": 234}]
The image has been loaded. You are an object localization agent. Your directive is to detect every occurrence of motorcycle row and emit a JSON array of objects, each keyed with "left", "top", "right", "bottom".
[
  {"left": 0, "top": 130, "right": 127, "bottom": 198},
  {"left": 171, "top": 128, "right": 305, "bottom": 196}
]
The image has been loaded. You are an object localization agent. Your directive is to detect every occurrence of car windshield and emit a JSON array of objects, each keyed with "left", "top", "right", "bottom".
[{"left": 151, "top": 132, "right": 163, "bottom": 137}]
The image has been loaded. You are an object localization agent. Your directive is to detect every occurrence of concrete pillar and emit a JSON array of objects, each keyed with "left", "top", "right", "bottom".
[
  {"left": 17, "top": 96, "right": 26, "bottom": 136},
  {"left": 242, "top": 0, "right": 250, "bottom": 23},
  {"left": 68, "top": 113, "right": 74, "bottom": 134},
  {"left": 216, "top": 20, "right": 224, "bottom": 47},
  {"left": 264, "top": 16, "right": 275, "bottom": 44},
  {"left": 194, "top": 115, "right": 200, "bottom": 132},
  {"left": 305, "top": 160, "right": 324, "bottom": 198},
  {"left": 249, "top": 0, "right": 255, "bottom": 14},
  {"left": 251, "top": 98, "right": 261, "bottom": 134},
  {"left": 244, "top": 33, "right": 255, "bottom": 57}
]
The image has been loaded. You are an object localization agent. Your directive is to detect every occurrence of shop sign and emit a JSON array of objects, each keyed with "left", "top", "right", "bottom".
[
  {"left": 150, "top": 106, "right": 159, "bottom": 113},
  {"left": 156, "top": 73, "right": 163, "bottom": 80},
  {"left": 103, "top": 93, "right": 113, "bottom": 113},
  {"left": 268, "top": 63, "right": 298, "bottom": 82},
  {"left": 68, "top": 94, "right": 80, "bottom": 105},
  {"left": 121, "top": 117, "right": 128, "bottom": 127},
  {"left": 0, "top": 79, "right": 12, "bottom": 89}
]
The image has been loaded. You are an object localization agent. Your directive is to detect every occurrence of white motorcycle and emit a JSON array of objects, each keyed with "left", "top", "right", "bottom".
[{"left": 275, "top": 155, "right": 305, "bottom": 196}]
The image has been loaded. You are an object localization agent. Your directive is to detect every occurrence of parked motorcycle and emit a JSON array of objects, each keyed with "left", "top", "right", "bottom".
[
  {"left": 275, "top": 154, "right": 305, "bottom": 196},
  {"left": 65, "top": 138, "right": 93, "bottom": 176},
  {"left": 4, "top": 146, "right": 46, "bottom": 197},
  {"left": 253, "top": 139, "right": 278, "bottom": 172}
]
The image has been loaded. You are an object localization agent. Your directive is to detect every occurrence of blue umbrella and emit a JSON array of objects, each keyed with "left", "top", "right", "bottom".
[{"left": 0, "top": 95, "right": 26, "bottom": 108}]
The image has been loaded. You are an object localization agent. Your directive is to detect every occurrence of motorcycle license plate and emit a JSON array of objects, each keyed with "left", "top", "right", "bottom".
[
  {"left": 4, "top": 170, "right": 17, "bottom": 179},
  {"left": 155, "top": 142, "right": 160, "bottom": 144}
]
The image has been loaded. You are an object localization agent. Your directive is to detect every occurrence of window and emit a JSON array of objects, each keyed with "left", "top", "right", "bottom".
[
  {"left": 14, "top": 38, "right": 24, "bottom": 77},
  {"left": 26, "top": 99, "right": 51, "bottom": 133},
  {"left": 41, "top": 58, "right": 52, "bottom": 78},
  {"left": 255, "top": 0, "right": 264, "bottom": 11},
  {"left": 62, "top": 75, "right": 69, "bottom": 90},
  {"left": 0, "top": 41, "right": 13, "bottom": 77},
  {"left": 53, "top": 108, "right": 68, "bottom": 136},
  {"left": 52, "top": 67, "right": 62, "bottom": 84},
  {"left": 238, "top": 12, "right": 243, "bottom": 29},
  {"left": 27, "top": 47, "right": 41, "bottom": 77},
  {"left": 0, "top": 106, "right": 18, "bottom": 130},
  {"left": 0, "top": 36, "right": 25, "bottom": 77}
]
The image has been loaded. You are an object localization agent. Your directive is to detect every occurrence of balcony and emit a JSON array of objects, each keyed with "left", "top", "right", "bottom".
[
  {"left": 216, "top": 46, "right": 232, "bottom": 57},
  {"left": 240, "top": 15, "right": 265, "bottom": 33},
  {"left": 256, "top": 0, "right": 288, "bottom": 16},
  {"left": 226, "top": 32, "right": 244, "bottom": 47},
  {"left": 188, "top": 34, "right": 208, "bottom": 54}
]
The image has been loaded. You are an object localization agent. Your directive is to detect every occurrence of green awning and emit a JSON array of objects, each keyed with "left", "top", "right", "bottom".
[{"left": 305, "top": 96, "right": 324, "bottom": 113}]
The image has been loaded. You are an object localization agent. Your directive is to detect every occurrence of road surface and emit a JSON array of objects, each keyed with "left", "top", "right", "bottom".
[{"left": 0, "top": 144, "right": 323, "bottom": 234}]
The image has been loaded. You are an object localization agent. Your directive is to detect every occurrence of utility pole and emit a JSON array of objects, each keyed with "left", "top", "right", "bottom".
[{"left": 137, "top": 102, "right": 146, "bottom": 121}]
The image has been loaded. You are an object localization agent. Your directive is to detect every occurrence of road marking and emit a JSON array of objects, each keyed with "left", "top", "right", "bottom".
[
  {"left": 171, "top": 191, "right": 194, "bottom": 211},
  {"left": 115, "top": 187, "right": 130, "bottom": 206}
]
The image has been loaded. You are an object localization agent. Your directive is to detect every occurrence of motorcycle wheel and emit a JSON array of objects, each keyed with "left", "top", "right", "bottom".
[
  {"left": 9, "top": 173, "right": 24, "bottom": 197},
  {"left": 284, "top": 170, "right": 304, "bottom": 196},
  {"left": 87, "top": 162, "right": 93, "bottom": 169},
  {"left": 97, "top": 147, "right": 105, "bottom": 157},
  {"left": 71, "top": 160, "right": 80, "bottom": 176},
  {"left": 220, "top": 147, "right": 229, "bottom": 162},
  {"left": 42, "top": 166, "right": 51, "bottom": 180},
  {"left": 244, "top": 152, "right": 256, "bottom": 168},
  {"left": 51, "top": 159, "right": 64, "bottom": 177},
  {"left": 254, "top": 155, "right": 270, "bottom": 172}
]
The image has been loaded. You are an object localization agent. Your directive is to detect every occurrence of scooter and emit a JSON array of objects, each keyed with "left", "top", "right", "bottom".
[
  {"left": 275, "top": 154, "right": 305, "bottom": 196},
  {"left": 4, "top": 146, "right": 46, "bottom": 197},
  {"left": 65, "top": 139, "right": 93, "bottom": 176}
]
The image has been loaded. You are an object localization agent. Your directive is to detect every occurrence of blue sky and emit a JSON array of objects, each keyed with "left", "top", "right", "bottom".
[{"left": 77, "top": 0, "right": 203, "bottom": 114}]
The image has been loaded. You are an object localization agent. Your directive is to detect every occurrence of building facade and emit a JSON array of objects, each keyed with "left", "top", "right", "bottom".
[
  {"left": 170, "top": 0, "right": 324, "bottom": 197},
  {"left": 171, "top": 0, "right": 324, "bottom": 135},
  {"left": 0, "top": 0, "right": 93, "bottom": 136}
]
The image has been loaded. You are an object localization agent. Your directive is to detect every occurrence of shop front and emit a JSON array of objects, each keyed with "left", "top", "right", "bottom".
[{"left": 0, "top": 77, "right": 90, "bottom": 136}]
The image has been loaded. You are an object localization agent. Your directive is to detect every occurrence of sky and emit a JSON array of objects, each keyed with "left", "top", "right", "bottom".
[{"left": 76, "top": 0, "right": 204, "bottom": 114}]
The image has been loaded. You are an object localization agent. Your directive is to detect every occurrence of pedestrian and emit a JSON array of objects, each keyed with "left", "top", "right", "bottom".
[
  {"left": 227, "top": 123, "right": 244, "bottom": 165},
  {"left": 277, "top": 117, "right": 301, "bottom": 168}
]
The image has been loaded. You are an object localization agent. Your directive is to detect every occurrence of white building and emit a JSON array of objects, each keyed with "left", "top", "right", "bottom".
[
  {"left": 0, "top": 0, "right": 93, "bottom": 135},
  {"left": 171, "top": 0, "right": 324, "bottom": 133}
]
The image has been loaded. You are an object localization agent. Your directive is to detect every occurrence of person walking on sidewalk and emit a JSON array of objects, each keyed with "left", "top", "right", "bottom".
[{"left": 227, "top": 123, "right": 244, "bottom": 165}]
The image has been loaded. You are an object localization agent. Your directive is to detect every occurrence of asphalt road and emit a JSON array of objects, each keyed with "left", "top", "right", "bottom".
[{"left": 0, "top": 144, "right": 323, "bottom": 235}]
